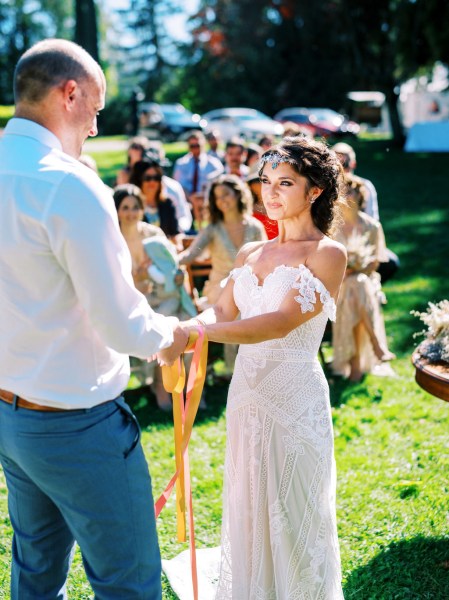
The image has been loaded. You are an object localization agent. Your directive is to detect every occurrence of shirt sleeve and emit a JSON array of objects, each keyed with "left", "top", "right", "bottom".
[
  {"left": 163, "top": 177, "right": 192, "bottom": 231},
  {"left": 44, "top": 171, "right": 173, "bottom": 358}
]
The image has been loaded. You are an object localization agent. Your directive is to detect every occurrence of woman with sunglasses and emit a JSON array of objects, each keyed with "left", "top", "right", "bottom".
[
  {"left": 130, "top": 159, "right": 181, "bottom": 244},
  {"left": 117, "top": 138, "right": 193, "bottom": 233}
]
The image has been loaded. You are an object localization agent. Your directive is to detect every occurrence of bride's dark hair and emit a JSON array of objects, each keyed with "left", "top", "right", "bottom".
[{"left": 259, "top": 136, "right": 342, "bottom": 236}]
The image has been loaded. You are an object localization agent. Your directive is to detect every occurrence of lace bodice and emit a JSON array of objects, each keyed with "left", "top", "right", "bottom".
[{"left": 228, "top": 263, "right": 336, "bottom": 358}]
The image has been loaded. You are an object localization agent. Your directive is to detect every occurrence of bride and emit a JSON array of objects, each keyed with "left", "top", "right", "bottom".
[{"left": 160, "top": 136, "right": 347, "bottom": 599}]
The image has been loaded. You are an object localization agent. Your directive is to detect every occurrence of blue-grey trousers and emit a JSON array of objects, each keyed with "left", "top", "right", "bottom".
[{"left": 0, "top": 395, "right": 162, "bottom": 599}]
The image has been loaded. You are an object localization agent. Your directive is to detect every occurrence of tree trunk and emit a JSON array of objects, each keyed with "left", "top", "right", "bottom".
[
  {"left": 74, "top": 0, "right": 100, "bottom": 62},
  {"left": 383, "top": 84, "right": 405, "bottom": 147}
]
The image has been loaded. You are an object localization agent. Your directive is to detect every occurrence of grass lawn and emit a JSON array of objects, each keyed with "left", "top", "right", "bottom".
[{"left": 1, "top": 138, "right": 448, "bottom": 599}]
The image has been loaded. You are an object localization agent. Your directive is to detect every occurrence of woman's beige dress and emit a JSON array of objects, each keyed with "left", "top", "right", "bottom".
[
  {"left": 332, "top": 211, "right": 390, "bottom": 377},
  {"left": 179, "top": 216, "right": 266, "bottom": 306},
  {"left": 180, "top": 216, "right": 266, "bottom": 370}
]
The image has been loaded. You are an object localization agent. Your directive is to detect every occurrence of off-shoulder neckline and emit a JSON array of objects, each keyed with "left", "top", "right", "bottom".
[
  {"left": 230, "top": 263, "right": 336, "bottom": 321},
  {"left": 235, "top": 263, "right": 323, "bottom": 289}
]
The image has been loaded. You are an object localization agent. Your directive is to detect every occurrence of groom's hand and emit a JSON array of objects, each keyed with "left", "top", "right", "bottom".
[{"left": 158, "top": 317, "right": 189, "bottom": 366}]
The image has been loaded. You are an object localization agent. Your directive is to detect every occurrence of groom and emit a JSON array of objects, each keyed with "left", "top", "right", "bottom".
[{"left": 0, "top": 39, "right": 187, "bottom": 599}]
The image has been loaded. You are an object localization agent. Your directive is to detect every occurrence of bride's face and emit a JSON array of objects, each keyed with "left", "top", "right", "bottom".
[{"left": 259, "top": 163, "right": 317, "bottom": 221}]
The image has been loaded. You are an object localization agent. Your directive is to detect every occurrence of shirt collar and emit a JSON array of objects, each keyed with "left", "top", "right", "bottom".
[
  {"left": 192, "top": 152, "right": 209, "bottom": 167},
  {"left": 4, "top": 118, "right": 63, "bottom": 152}
]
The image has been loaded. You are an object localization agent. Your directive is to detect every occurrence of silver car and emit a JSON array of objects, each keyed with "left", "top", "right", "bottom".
[{"left": 203, "top": 107, "right": 284, "bottom": 142}]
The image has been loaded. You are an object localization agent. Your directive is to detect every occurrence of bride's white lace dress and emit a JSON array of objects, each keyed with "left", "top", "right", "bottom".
[{"left": 215, "top": 263, "right": 343, "bottom": 600}]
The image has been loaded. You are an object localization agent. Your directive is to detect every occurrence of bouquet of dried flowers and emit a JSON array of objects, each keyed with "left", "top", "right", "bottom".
[
  {"left": 345, "top": 232, "right": 376, "bottom": 272},
  {"left": 412, "top": 300, "right": 449, "bottom": 365}
]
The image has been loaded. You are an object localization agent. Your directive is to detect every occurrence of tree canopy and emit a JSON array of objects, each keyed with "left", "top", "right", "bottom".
[{"left": 0, "top": 0, "right": 447, "bottom": 144}]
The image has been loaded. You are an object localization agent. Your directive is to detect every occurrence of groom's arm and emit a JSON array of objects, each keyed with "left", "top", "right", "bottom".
[{"left": 157, "top": 317, "right": 189, "bottom": 365}]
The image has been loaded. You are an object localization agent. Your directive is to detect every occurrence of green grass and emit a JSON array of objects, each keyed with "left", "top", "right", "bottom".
[
  {"left": 90, "top": 149, "right": 124, "bottom": 187},
  {"left": 88, "top": 140, "right": 188, "bottom": 187},
  {"left": 1, "top": 138, "right": 449, "bottom": 598},
  {"left": 0, "top": 105, "right": 14, "bottom": 128}
]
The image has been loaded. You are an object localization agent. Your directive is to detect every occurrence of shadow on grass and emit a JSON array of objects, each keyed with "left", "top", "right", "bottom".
[
  {"left": 326, "top": 370, "right": 384, "bottom": 408},
  {"left": 343, "top": 536, "right": 449, "bottom": 599}
]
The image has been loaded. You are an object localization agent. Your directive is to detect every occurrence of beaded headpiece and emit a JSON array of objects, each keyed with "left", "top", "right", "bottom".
[{"left": 260, "top": 151, "right": 297, "bottom": 170}]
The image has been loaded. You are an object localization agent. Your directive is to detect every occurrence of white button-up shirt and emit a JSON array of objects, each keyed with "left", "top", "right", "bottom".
[{"left": 0, "top": 118, "right": 173, "bottom": 408}]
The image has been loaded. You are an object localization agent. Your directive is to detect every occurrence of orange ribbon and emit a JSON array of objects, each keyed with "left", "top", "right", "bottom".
[{"left": 154, "top": 326, "right": 208, "bottom": 600}]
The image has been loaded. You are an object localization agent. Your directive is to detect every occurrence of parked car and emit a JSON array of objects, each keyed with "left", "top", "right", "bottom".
[
  {"left": 274, "top": 107, "right": 360, "bottom": 138},
  {"left": 273, "top": 107, "right": 329, "bottom": 137},
  {"left": 308, "top": 108, "right": 360, "bottom": 137},
  {"left": 202, "top": 107, "right": 284, "bottom": 142},
  {"left": 138, "top": 102, "right": 207, "bottom": 141}
]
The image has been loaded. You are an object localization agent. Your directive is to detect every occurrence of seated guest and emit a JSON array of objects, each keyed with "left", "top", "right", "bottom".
[
  {"left": 246, "top": 171, "right": 279, "bottom": 240},
  {"left": 173, "top": 131, "right": 224, "bottom": 228},
  {"left": 282, "top": 121, "right": 312, "bottom": 138},
  {"left": 130, "top": 158, "right": 182, "bottom": 245},
  {"left": 179, "top": 174, "right": 266, "bottom": 306},
  {"left": 173, "top": 131, "right": 224, "bottom": 230},
  {"left": 332, "top": 175, "right": 395, "bottom": 381},
  {"left": 113, "top": 184, "right": 196, "bottom": 409},
  {"left": 116, "top": 136, "right": 151, "bottom": 185},
  {"left": 224, "top": 137, "right": 249, "bottom": 178},
  {"left": 179, "top": 175, "right": 266, "bottom": 369},
  {"left": 146, "top": 141, "right": 193, "bottom": 232},
  {"left": 258, "top": 135, "right": 275, "bottom": 152},
  {"left": 332, "top": 141, "right": 400, "bottom": 283},
  {"left": 245, "top": 143, "right": 263, "bottom": 172},
  {"left": 117, "top": 137, "right": 193, "bottom": 232},
  {"left": 206, "top": 129, "right": 225, "bottom": 163}
]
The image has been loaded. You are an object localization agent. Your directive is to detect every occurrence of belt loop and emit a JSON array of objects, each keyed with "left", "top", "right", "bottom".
[{"left": 12, "top": 394, "right": 18, "bottom": 411}]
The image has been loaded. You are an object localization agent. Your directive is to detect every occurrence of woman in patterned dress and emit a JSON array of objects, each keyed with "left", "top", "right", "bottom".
[
  {"left": 178, "top": 174, "right": 267, "bottom": 308},
  {"left": 179, "top": 174, "right": 266, "bottom": 370}
]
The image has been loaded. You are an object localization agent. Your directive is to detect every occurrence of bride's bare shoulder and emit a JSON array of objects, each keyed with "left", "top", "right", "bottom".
[
  {"left": 317, "top": 236, "right": 347, "bottom": 264},
  {"left": 306, "top": 237, "right": 347, "bottom": 295},
  {"left": 234, "top": 240, "right": 268, "bottom": 266}
]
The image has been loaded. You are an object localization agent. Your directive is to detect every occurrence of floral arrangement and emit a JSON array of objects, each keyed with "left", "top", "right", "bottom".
[
  {"left": 345, "top": 232, "right": 376, "bottom": 272},
  {"left": 412, "top": 299, "right": 449, "bottom": 365}
]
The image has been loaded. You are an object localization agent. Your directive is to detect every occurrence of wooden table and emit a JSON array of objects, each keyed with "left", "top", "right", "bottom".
[{"left": 412, "top": 352, "right": 449, "bottom": 403}]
